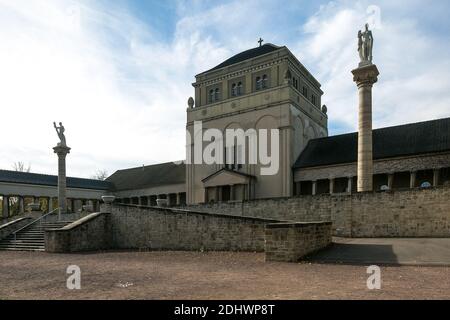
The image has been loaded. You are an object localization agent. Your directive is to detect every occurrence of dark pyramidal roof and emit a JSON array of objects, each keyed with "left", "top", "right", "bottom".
[
  {"left": 294, "top": 117, "right": 450, "bottom": 168},
  {"left": 0, "top": 170, "right": 111, "bottom": 190},
  {"left": 204, "top": 43, "right": 282, "bottom": 73},
  {"left": 107, "top": 161, "right": 186, "bottom": 191}
]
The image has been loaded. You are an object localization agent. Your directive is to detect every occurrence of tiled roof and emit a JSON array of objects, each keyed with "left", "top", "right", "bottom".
[
  {"left": 0, "top": 170, "right": 112, "bottom": 190},
  {"left": 107, "top": 161, "right": 186, "bottom": 191},
  {"left": 294, "top": 117, "right": 450, "bottom": 168},
  {"left": 203, "top": 43, "right": 282, "bottom": 73}
]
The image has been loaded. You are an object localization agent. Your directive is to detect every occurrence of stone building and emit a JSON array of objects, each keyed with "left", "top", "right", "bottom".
[
  {"left": 109, "top": 43, "right": 450, "bottom": 205},
  {"left": 1, "top": 43, "right": 449, "bottom": 215}
]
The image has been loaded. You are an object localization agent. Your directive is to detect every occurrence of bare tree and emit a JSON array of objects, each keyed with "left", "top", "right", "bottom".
[
  {"left": 91, "top": 169, "right": 108, "bottom": 181},
  {"left": 13, "top": 162, "right": 31, "bottom": 172}
]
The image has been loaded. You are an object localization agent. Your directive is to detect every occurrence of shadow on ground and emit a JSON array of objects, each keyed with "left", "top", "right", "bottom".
[{"left": 306, "top": 238, "right": 450, "bottom": 266}]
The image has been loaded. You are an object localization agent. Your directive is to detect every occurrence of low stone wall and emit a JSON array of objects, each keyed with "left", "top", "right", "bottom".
[
  {"left": 0, "top": 217, "right": 33, "bottom": 240},
  {"left": 45, "top": 212, "right": 111, "bottom": 253},
  {"left": 185, "top": 186, "right": 450, "bottom": 238},
  {"left": 265, "top": 222, "right": 332, "bottom": 262},
  {"left": 110, "top": 205, "right": 282, "bottom": 252}
]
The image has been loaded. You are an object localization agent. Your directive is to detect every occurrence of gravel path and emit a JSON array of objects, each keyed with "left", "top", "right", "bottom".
[{"left": 0, "top": 251, "right": 448, "bottom": 300}]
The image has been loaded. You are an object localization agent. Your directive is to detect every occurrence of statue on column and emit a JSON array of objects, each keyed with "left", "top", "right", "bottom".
[
  {"left": 358, "top": 23, "right": 373, "bottom": 65},
  {"left": 53, "top": 122, "right": 67, "bottom": 147}
]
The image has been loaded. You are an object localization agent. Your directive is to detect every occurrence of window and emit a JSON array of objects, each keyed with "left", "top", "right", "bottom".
[
  {"left": 231, "top": 82, "right": 243, "bottom": 97},
  {"left": 312, "top": 95, "right": 316, "bottom": 106},
  {"left": 302, "top": 86, "right": 308, "bottom": 98},
  {"left": 231, "top": 83, "right": 237, "bottom": 97},
  {"left": 256, "top": 76, "right": 262, "bottom": 90},
  {"left": 224, "top": 144, "right": 243, "bottom": 170},
  {"left": 237, "top": 82, "right": 243, "bottom": 95},
  {"left": 214, "top": 88, "right": 220, "bottom": 101},
  {"left": 209, "top": 90, "right": 214, "bottom": 103},
  {"left": 293, "top": 77, "right": 298, "bottom": 89},
  {"left": 262, "top": 75, "right": 268, "bottom": 89}
]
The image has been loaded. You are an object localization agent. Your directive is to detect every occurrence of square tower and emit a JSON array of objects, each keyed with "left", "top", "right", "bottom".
[{"left": 186, "top": 43, "right": 327, "bottom": 204}]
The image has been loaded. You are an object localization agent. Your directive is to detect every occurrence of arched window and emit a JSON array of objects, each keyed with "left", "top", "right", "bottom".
[
  {"left": 237, "top": 82, "right": 243, "bottom": 96},
  {"left": 256, "top": 76, "right": 261, "bottom": 90},
  {"left": 231, "top": 83, "right": 237, "bottom": 97},
  {"left": 214, "top": 88, "right": 220, "bottom": 101},
  {"left": 262, "top": 74, "right": 268, "bottom": 89}
]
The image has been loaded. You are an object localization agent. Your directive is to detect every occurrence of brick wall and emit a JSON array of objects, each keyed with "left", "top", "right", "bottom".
[
  {"left": 110, "top": 205, "right": 282, "bottom": 251},
  {"left": 186, "top": 186, "right": 450, "bottom": 237},
  {"left": 265, "top": 222, "right": 332, "bottom": 262}
]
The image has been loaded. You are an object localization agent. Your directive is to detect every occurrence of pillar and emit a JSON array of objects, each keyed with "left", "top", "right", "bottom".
[
  {"left": 329, "top": 178, "right": 335, "bottom": 194},
  {"left": 176, "top": 193, "right": 181, "bottom": 206},
  {"left": 230, "top": 185, "right": 235, "bottom": 201},
  {"left": 433, "top": 169, "right": 440, "bottom": 187},
  {"left": 297, "top": 182, "right": 302, "bottom": 196},
  {"left": 410, "top": 171, "right": 417, "bottom": 189},
  {"left": 352, "top": 64, "right": 379, "bottom": 192},
  {"left": 347, "top": 177, "right": 353, "bottom": 194},
  {"left": 204, "top": 188, "right": 208, "bottom": 203},
  {"left": 147, "top": 196, "right": 152, "bottom": 206},
  {"left": 19, "top": 196, "right": 25, "bottom": 214},
  {"left": 388, "top": 173, "right": 394, "bottom": 190},
  {"left": 48, "top": 197, "right": 54, "bottom": 212},
  {"left": 166, "top": 194, "right": 171, "bottom": 206},
  {"left": 138, "top": 197, "right": 142, "bottom": 206},
  {"left": 312, "top": 181, "right": 317, "bottom": 196},
  {"left": 2, "top": 196, "right": 9, "bottom": 218},
  {"left": 53, "top": 145, "right": 71, "bottom": 216}
]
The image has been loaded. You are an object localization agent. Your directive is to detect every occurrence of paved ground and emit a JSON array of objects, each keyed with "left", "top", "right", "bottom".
[
  {"left": 0, "top": 250, "right": 449, "bottom": 300},
  {"left": 309, "top": 238, "right": 450, "bottom": 266}
]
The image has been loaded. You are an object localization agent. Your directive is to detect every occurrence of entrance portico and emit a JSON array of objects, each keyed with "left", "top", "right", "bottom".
[{"left": 202, "top": 168, "right": 255, "bottom": 203}]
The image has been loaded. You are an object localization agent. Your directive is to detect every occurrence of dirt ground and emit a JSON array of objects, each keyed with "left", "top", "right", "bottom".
[{"left": 0, "top": 250, "right": 448, "bottom": 300}]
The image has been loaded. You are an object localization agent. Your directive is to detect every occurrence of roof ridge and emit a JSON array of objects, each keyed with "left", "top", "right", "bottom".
[{"left": 0, "top": 169, "right": 103, "bottom": 182}]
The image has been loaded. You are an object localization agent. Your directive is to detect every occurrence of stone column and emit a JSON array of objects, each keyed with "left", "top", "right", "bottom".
[
  {"left": 433, "top": 169, "right": 440, "bottom": 187},
  {"left": 312, "top": 181, "right": 317, "bottom": 196},
  {"left": 138, "top": 197, "right": 142, "bottom": 206},
  {"left": 176, "top": 193, "right": 181, "bottom": 206},
  {"left": 387, "top": 174, "right": 394, "bottom": 190},
  {"left": 53, "top": 145, "right": 71, "bottom": 217},
  {"left": 410, "top": 171, "right": 417, "bottom": 189},
  {"left": 19, "top": 196, "right": 25, "bottom": 214},
  {"left": 2, "top": 196, "right": 9, "bottom": 218},
  {"left": 48, "top": 197, "right": 53, "bottom": 212},
  {"left": 230, "top": 185, "right": 235, "bottom": 201},
  {"left": 347, "top": 177, "right": 353, "bottom": 194},
  {"left": 352, "top": 64, "right": 379, "bottom": 192},
  {"left": 329, "top": 178, "right": 335, "bottom": 195}
]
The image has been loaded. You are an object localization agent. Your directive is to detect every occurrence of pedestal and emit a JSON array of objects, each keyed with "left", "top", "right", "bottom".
[
  {"left": 53, "top": 145, "right": 71, "bottom": 217},
  {"left": 352, "top": 64, "right": 379, "bottom": 192}
]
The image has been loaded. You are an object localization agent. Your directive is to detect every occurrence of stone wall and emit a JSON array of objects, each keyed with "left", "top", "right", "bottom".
[
  {"left": 0, "top": 217, "right": 33, "bottom": 240},
  {"left": 185, "top": 186, "right": 450, "bottom": 237},
  {"left": 265, "top": 222, "right": 332, "bottom": 262},
  {"left": 45, "top": 212, "right": 111, "bottom": 253},
  {"left": 110, "top": 205, "right": 282, "bottom": 251}
]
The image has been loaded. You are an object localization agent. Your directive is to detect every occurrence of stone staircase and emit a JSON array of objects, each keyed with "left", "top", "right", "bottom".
[{"left": 0, "top": 220, "right": 74, "bottom": 252}]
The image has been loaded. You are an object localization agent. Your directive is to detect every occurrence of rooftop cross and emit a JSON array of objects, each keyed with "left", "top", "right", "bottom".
[{"left": 258, "top": 37, "right": 264, "bottom": 47}]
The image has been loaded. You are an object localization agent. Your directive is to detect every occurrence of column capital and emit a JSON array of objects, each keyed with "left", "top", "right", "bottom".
[
  {"left": 53, "top": 145, "right": 71, "bottom": 156},
  {"left": 352, "top": 64, "right": 379, "bottom": 87}
]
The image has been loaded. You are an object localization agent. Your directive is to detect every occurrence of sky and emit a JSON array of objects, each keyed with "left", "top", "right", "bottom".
[{"left": 0, "top": 0, "right": 449, "bottom": 178}]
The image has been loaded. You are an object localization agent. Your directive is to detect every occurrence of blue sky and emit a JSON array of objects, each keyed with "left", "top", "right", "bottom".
[{"left": 0, "top": 0, "right": 449, "bottom": 178}]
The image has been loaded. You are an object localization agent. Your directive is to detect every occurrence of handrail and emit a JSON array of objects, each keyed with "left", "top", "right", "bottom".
[{"left": 12, "top": 207, "right": 61, "bottom": 242}]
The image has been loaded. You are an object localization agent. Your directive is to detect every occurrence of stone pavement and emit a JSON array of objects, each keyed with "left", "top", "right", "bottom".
[{"left": 308, "top": 238, "right": 450, "bottom": 266}]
